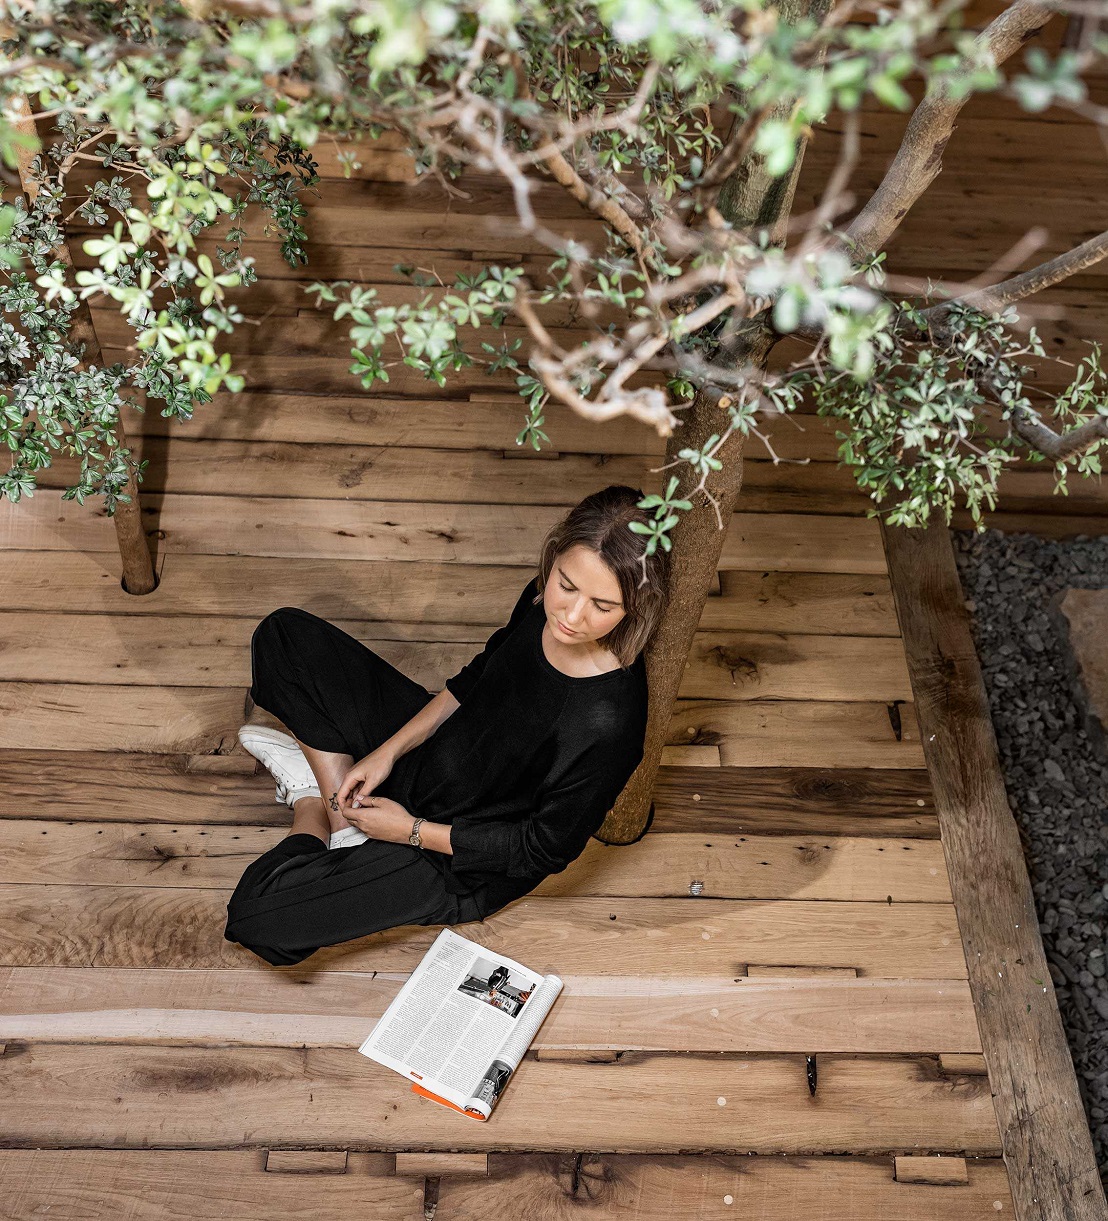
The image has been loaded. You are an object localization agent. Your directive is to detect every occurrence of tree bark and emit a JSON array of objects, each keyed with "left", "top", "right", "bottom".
[
  {"left": 8, "top": 95, "right": 156, "bottom": 595},
  {"left": 597, "top": 3, "right": 823, "bottom": 843}
]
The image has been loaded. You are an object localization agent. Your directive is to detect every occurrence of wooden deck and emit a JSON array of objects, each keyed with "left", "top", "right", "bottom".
[{"left": 2, "top": 76, "right": 1107, "bottom": 1219}]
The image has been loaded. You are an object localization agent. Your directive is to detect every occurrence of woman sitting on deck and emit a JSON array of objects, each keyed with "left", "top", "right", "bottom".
[{"left": 224, "top": 484, "right": 669, "bottom": 967}]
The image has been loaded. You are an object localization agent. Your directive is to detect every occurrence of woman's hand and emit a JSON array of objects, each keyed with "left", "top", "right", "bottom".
[
  {"left": 336, "top": 748, "right": 395, "bottom": 810},
  {"left": 340, "top": 795, "right": 415, "bottom": 844}
]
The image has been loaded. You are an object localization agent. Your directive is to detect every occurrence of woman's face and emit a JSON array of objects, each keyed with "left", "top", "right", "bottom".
[{"left": 542, "top": 545, "right": 627, "bottom": 648}]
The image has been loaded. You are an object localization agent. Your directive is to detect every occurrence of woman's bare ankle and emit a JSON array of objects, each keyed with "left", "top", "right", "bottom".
[
  {"left": 289, "top": 793, "right": 330, "bottom": 844},
  {"left": 324, "top": 790, "right": 353, "bottom": 834}
]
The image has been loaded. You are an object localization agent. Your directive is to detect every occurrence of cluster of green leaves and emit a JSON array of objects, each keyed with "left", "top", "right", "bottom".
[
  {"left": 308, "top": 265, "right": 523, "bottom": 388},
  {"left": 790, "top": 301, "right": 1107, "bottom": 528},
  {"left": 1, "top": 0, "right": 1106, "bottom": 547},
  {"left": 0, "top": 104, "right": 318, "bottom": 507}
]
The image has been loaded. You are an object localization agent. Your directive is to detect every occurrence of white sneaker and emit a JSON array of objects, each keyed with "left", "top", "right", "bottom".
[
  {"left": 237, "top": 725, "right": 322, "bottom": 810},
  {"left": 328, "top": 825, "right": 370, "bottom": 850}
]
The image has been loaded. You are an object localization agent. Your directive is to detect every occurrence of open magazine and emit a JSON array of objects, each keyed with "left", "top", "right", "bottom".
[{"left": 358, "top": 928, "right": 563, "bottom": 1120}]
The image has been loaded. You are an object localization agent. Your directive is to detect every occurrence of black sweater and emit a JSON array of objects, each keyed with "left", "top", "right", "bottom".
[{"left": 383, "top": 578, "right": 649, "bottom": 911}]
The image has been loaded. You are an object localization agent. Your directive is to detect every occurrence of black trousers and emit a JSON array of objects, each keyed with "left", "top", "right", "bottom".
[{"left": 224, "top": 607, "right": 489, "bottom": 968}]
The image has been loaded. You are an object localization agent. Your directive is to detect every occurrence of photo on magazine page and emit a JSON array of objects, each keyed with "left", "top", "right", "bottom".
[
  {"left": 470, "top": 1058, "right": 513, "bottom": 1111},
  {"left": 457, "top": 957, "right": 536, "bottom": 1018}
]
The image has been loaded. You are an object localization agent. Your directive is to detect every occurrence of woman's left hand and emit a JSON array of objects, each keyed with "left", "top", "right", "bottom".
[{"left": 340, "top": 795, "right": 415, "bottom": 844}]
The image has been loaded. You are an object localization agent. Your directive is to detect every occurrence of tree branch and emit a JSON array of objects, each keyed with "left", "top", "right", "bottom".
[
  {"left": 845, "top": 0, "right": 1055, "bottom": 256},
  {"left": 1007, "top": 407, "right": 1108, "bottom": 461},
  {"left": 917, "top": 228, "right": 1108, "bottom": 345},
  {"left": 949, "top": 228, "right": 1108, "bottom": 313}
]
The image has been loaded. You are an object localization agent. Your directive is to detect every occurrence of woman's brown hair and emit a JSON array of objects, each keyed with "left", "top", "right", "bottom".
[{"left": 529, "top": 484, "right": 671, "bottom": 669}]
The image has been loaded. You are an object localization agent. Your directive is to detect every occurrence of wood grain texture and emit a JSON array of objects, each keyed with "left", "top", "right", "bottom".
[
  {"left": 0, "top": 491, "right": 889, "bottom": 573},
  {"left": 881, "top": 523, "right": 1107, "bottom": 1221},
  {"left": 0, "top": 613, "right": 912, "bottom": 701},
  {"left": 0, "top": 822, "right": 951, "bottom": 901},
  {"left": 0, "top": 753, "right": 936, "bottom": 835},
  {"left": 0, "top": 1044, "right": 1000, "bottom": 1153},
  {"left": 0, "top": 1150, "right": 1015, "bottom": 1219},
  {"left": 438, "top": 1153, "right": 1013, "bottom": 1218},
  {"left": 0, "top": 550, "right": 903, "bottom": 636},
  {"left": 0, "top": 1150, "right": 414, "bottom": 1219},
  {"left": 0, "top": 888, "right": 968, "bottom": 976},
  {"left": 0, "top": 682, "right": 925, "bottom": 766},
  {"left": 0, "top": 966, "right": 981, "bottom": 1053}
]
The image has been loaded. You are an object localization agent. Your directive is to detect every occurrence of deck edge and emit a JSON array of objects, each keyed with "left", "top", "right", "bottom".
[{"left": 881, "top": 521, "right": 1107, "bottom": 1221}]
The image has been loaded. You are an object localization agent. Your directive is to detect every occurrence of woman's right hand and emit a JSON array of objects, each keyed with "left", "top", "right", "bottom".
[{"left": 336, "top": 749, "right": 396, "bottom": 810}]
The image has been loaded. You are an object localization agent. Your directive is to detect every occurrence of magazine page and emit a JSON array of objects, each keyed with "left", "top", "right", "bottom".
[
  {"left": 358, "top": 929, "right": 546, "bottom": 1109},
  {"left": 460, "top": 972, "right": 563, "bottom": 1119}
]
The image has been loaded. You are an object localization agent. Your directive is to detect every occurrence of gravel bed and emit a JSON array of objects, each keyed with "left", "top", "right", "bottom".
[{"left": 951, "top": 528, "right": 1108, "bottom": 1181}]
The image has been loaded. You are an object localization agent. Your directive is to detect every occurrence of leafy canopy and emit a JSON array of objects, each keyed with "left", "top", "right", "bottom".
[{"left": 1, "top": 0, "right": 1104, "bottom": 539}]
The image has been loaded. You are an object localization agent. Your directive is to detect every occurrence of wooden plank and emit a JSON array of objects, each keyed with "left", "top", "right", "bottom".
[
  {"left": 940, "top": 1054, "right": 989, "bottom": 1077},
  {"left": 0, "top": 822, "right": 951, "bottom": 902},
  {"left": 61, "top": 404, "right": 1108, "bottom": 520},
  {"left": 0, "top": 888, "right": 968, "bottom": 977},
  {"left": 0, "top": 614, "right": 911, "bottom": 701},
  {"left": 676, "top": 698, "right": 924, "bottom": 769},
  {"left": 42, "top": 435, "right": 882, "bottom": 517},
  {"left": 949, "top": 510, "right": 1108, "bottom": 538},
  {"left": 659, "top": 745, "right": 721, "bottom": 767},
  {"left": 0, "top": 967, "right": 982, "bottom": 1053},
  {"left": 0, "top": 491, "right": 890, "bottom": 574},
  {"left": 395, "top": 1154, "right": 487, "bottom": 1177},
  {"left": 894, "top": 1156, "right": 970, "bottom": 1186},
  {"left": 0, "top": 1045, "right": 1000, "bottom": 1152},
  {"left": 264, "top": 1149, "right": 348, "bottom": 1173},
  {"left": 0, "top": 753, "right": 937, "bottom": 835},
  {"left": 881, "top": 523, "right": 1107, "bottom": 1221},
  {"left": 439, "top": 1153, "right": 1013, "bottom": 1218},
  {"left": 746, "top": 965, "right": 858, "bottom": 978},
  {"left": 0, "top": 1150, "right": 416, "bottom": 1219},
  {"left": 0, "top": 683, "right": 924, "bottom": 766},
  {"left": 651, "top": 767, "right": 936, "bottom": 836},
  {"left": 0, "top": 551, "right": 902, "bottom": 637}
]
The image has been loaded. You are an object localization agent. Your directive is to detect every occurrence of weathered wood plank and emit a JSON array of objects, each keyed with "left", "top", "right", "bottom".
[
  {"left": 0, "top": 822, "right": 950, "bottom": 901},
  {"left": 437, "top": 1153, "right": 1014, "bottom": 1218},
  {"left": 0, "top": 888, "right": 968, "bottom": 976},
  {"left": 0, "top": 1044, "right": 999, "bottom": 1153},
  {"left": 676, "top": 698, "right": 924, "bottom": 768},
  {"left": 949, "top": 510, "right": 1108, "bottom": 538},
  {"left": 0, "top": 552, "right": 902, "bottom": 637},
  {"left": 882, "top": 523, "right": 1108, "bottom": 1221},
  {"left": 42, "top": 435, "right": 883, "bottom": 517},
  {"left": 0, "top": 683, "right": 924, "bottom": 766},
  {"left": 0, "top": 491, "right": 890, "bottom": 574},
  {"left": 0, "top": 966, "right": 981, "bottom": 1053},
  {"left": 0, "top": 1150, "right": 416, "bottom": 1219},
  {"left": 395, "top": 1153, "right": 488, "bottom": 1177},
  {"left": 940, "top": 1054, "right": 989, "bottom": 1077},
  {"left": 0, "top": 752, "right": 937, "bottom": 835},
  {"left": 893, "top": 1156, "right": 969, "bottom": 1186},
  {"left": 651, "top": 767, "right": 936, "bottom": 836},
  {"left": 0, "top": 613, "right": 911, "bottom": 702},
  {"left": 264, "top": 1149, "right": 349, "bottom": 1173}
]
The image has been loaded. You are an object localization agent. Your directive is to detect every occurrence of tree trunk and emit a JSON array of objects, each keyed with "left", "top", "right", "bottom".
[
  {"left": 597, "top": 1, "right": 823, "bottom": 843},
  {"left": 9, "top": 95, "right": 157, "bottom": 595},
  {"left": 596, "top": 330, "right": 773, "bottom": 844}
]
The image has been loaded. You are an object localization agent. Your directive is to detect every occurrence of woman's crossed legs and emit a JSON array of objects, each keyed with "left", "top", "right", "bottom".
[{"left": 225, "top": 607, "right": 485, "bottom": 966}]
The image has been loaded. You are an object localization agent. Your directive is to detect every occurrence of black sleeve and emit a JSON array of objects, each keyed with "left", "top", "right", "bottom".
[
  {"left": 448, "top": 729, "right": 644, "bottom": 880},
  {"left": 444, "top": 578, "right": 539, "bottom": 704}
]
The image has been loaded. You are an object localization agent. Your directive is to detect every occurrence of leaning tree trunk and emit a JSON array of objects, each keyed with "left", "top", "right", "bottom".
[
  {"left": 597, "top": 2, "right": 822, "bottom": 843},
  {"left": 9, "top": 94, "right": 156, "bottom": 595}
]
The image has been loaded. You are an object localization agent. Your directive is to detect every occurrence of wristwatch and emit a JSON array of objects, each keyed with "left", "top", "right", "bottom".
[{"left": 408, "top": 817, "right": 425, "bottom": 849}]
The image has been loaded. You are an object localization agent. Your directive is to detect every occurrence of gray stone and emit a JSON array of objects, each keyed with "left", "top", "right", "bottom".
[
  {"left": 1055, "top": 587, "right": 1108, "bottom": 755},
  {"left": 954, "top": 529, "right": 1108, "bottom": 1170}
]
